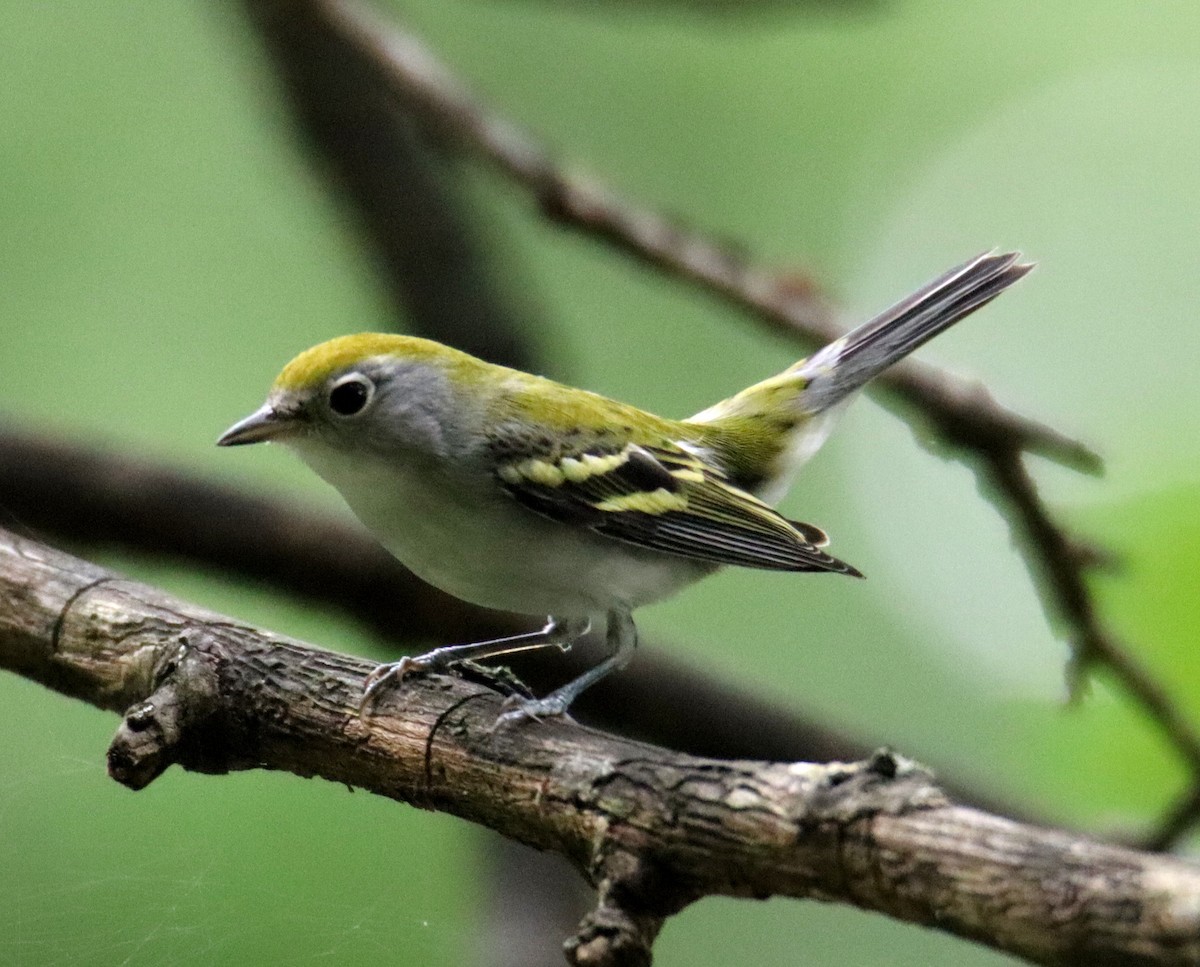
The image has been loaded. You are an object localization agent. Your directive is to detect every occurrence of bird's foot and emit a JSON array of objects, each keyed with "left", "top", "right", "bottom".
[
  {"left": 359, "top": 655, "right": 434, "bottom": 715},
  {"left": 489, "top": 693, "right": 572, "bottom": 731}
]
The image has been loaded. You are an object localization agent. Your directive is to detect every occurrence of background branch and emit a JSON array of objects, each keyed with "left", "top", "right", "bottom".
[
  {"left": 242, "top": 0, "right": 541, "bottom": 371},
  {"left": 3, "top": 527, "right": 1198, "bottom": 967}
]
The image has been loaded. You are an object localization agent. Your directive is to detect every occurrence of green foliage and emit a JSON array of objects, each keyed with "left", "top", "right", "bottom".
[{"left": 2, "top": 0, "right": 1198, "bottom": 964}]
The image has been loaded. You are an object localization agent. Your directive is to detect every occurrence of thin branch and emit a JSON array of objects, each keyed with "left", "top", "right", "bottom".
[
  {"left": 2, "top": 528, "right": 1198, "bottom": 967},
  {"left": 289, "top": 0, "right": 1200, "bottom": 848},
  {"left": 984, "top": 453, "right": 1200, "bottom": 768},
  {"left": 981, "top": 452, "right": 1200, "bottom": 848},
  {"left": 1145, "top": 787, "right": 1200, "bottom": 854}
]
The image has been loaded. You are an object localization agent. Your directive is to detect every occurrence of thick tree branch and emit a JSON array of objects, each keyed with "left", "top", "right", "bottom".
[
  {"left": 0, "top": 425, "right": 1032, "bottom": 818},
  {"left": 0, "top": 427, "right": 859, "bottom": 760},
  {"left": 2, "top": 527, "right": 1198, "bottom": 967}
]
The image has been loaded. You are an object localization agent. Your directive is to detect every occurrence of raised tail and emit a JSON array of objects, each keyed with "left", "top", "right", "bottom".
[
  {"left": 794, "top": 251, "right": 1033, "bottom": 413},
  {"left": 686, "top": 251, "right": 1032, "bottom": 502}
]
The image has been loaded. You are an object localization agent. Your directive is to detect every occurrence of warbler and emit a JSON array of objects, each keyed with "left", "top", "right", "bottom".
[{"left": 219, "top": 251, "right": 1030, "bottom": 725}]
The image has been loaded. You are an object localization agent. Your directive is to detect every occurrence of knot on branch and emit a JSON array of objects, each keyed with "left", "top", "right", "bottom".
[
  {"left": 107, "top": 635, "right": 224, "bottom": 790},
  {"left": 565, "top": 899, "right": 659, "bottom": 967},
  {"left": 566, "top": 852, "right": 670, "bottom": 967},
  {"left": 800, "top": 749, "right": 948, "bottom": 826}
]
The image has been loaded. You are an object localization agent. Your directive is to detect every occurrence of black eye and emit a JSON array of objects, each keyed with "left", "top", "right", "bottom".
[{"left": 328, "top": 374, "right": 374, "bottom": 417}]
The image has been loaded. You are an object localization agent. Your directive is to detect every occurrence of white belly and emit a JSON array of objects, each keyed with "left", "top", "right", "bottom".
[{"left": 294, "top": 446, "right": 708, "bottom": 618}]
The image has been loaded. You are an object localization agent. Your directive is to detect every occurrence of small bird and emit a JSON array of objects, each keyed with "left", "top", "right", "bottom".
[{"left": 219, "top": 251, "right": 1030, "bottom": 725}]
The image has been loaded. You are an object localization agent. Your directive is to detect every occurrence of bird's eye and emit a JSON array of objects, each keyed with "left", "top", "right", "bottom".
[{"left": 328, "top": 374, "right": 374, "bottom": 417}]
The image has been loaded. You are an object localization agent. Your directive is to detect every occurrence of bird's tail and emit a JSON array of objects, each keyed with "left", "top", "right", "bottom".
[
  {"left": 686, "top": 251, "right": 1032, "bottom": 500},
  {"left": 790, "top": 251, "right": 1032, "bottom": 413}
]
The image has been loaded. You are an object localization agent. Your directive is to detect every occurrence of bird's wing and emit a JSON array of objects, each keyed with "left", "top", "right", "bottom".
[{"left": 493, "top": 438, "right": 860, "bottom": 575}]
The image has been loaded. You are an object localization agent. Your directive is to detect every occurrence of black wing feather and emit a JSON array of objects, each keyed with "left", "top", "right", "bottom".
[{"left": 495, "top": 441, "right": 860, "bottom": 576}]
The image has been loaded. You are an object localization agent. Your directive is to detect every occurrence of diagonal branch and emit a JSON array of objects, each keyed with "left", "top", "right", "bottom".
[
  {"left": 2, "top": 527, "right": 1198, "bottom": 967},
  {"left": 981, "top": 451, "right": 1200, "bottom": 849},
  {"left": 315, "top": 0, "right": 1096, "bottom": 474}
]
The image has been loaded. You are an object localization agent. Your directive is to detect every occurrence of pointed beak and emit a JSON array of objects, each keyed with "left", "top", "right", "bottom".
[{"left": 217, "top": 404, "right": 294, "bottom": 446}]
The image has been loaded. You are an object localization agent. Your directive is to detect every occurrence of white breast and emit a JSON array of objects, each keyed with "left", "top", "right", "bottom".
[{"left": 290, "top": 444, "right": 708, "bottom": 619}]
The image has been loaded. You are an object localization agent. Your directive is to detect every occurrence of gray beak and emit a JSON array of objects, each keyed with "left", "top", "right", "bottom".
[{"left": 217, "top": 404, "right": 294, "bottom": 446}]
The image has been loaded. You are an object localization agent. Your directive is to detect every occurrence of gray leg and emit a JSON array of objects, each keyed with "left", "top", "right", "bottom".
[
  {"left": 361, "top": 616, "right": 590, "bottom": 712},
  {"left": 493, "top": 608, "right": 637, "bottom": 728}
]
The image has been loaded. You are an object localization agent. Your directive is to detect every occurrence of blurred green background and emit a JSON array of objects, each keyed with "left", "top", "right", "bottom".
[{"left": 3, "top": 1, "right": 1200, "bottom": 964}]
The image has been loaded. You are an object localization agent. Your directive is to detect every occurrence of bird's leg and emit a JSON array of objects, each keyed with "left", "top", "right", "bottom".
[
  {"left": 361, "top": 616, "right": 590, "bottom": 713},
  {"left": 493, "top": 608, "right": 637, "bottom": 728}
]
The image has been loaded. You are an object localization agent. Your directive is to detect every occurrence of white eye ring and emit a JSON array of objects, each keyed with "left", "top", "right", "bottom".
[{"left": 327, "top": 373, "right": 375, "bottom": 418}]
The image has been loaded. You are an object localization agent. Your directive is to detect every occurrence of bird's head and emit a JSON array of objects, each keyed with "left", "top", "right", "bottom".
[{"left": 217, "top": 333, "right": 485, "bottom": 461}]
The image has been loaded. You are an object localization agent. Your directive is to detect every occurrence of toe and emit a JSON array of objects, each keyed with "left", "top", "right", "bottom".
[{"left": 491, "top": 695, "right": 570, "bottom": 730}]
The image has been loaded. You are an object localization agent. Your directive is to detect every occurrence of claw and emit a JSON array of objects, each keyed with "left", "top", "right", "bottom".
[
  {"left": 359, "top": 654, "right": 431, "bottom": 715},
  {"left": 489, "top": 693, "right": 571, "bottom": 731}
]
